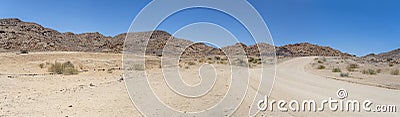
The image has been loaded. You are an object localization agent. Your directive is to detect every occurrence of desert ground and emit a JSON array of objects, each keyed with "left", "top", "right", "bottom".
[
  {"left": 307, "top": 57, "right": 400, "bottom": 90},
  {"left": 0, "top": 52, "right": 140, "bottom": 116},
  {"left": 0, "top": 52, "right": 399, "bottom": 116}
]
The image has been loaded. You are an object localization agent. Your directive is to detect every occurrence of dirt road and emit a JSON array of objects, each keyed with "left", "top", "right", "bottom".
[{"left": 265, "top": 57, "right": 399, "bottom": 116}]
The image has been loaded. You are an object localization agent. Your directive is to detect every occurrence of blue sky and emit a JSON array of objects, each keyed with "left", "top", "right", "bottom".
[{"left": 0, "top": 0, "right": 399, "bottom": 56}]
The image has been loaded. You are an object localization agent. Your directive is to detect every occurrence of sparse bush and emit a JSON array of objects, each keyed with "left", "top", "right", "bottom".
[
  {"left": 188, "top": 62, "right": 196, "bottom": 65},
  {"left": 317, "top": 65, "right": 326, "bottom": 69},
  {"left": 332, "top": 68, "right": 341, "bottom": 72},
  {"left": 248, "top": 57, "right": 255, "bottom": 63},
  {"left": 63, "top": 67, "right": 79, "bottom": 75},
  {"left": 340, "top": 72, "right": 349, "bottom": 77},
  {"left": 349, "top": 64, "right": 359, "bottom": 69},
  {"left": 48, "top": 61, "right": 78, "bottom": 75},
  {"left": 39, "top": 63, "right": 45, "bottom": 69},
  {"left": 219, "top": 61, "right": 227, "bottom": 65},
  {"left": 390, "top": 69, "right": 399, "bottom": 75},
  {"left": 376, "top": 69, "right": 382, "bottom": 73},
  {"left": 361, "top": 69, "right": 376, "bottom": 75},
  {"left": 346, "top": 64, "right": 359, "bottom": 72},
  {"left": 20, "top": 49, "right": 28, "bottom": 54},
  {"left": 214, "top": 56, "right": 221, "bottom": 61},
  {"left": 317, "top": 60, "right": 323, "bottom": 64},
  {"left": 199, "top": 58, "right": 206, "bottom": 63},
  {"left": 107, "top": 69, "right": 113, "bottom": 73},
  {"left": 389, "top": 63, "right": 394, "bottom": 67},
  {"left": 48, "top": 62, "right": 63, "bottom": 74}
]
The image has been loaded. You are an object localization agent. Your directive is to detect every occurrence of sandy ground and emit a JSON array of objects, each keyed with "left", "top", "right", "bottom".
[
  {"left": 0, "top": 52, "right": 140, "bottom": 116},
  {"left": 307, "top": 57, "right": 400, "bottom": 90},
  {"left": 1, "top": 52, "right": 399, "bottom": 116},
  {"left": 269, "top": 57, "right": 399, "bottom": 116}
]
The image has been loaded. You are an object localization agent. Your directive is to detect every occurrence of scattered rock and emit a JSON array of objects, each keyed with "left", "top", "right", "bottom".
[
  {"left": 89, "top": 83, "right": 96, "bottom": 87},
  {"left": 118, "top": 76, "right": 124, "bottom": 82}
]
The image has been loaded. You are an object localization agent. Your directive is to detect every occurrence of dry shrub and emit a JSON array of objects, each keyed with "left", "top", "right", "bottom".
[
  {"left": 340, "top": 72, "right": 349, "bottom": 77},
  {"left": 188, "top": 62, "right": 196, "bottom": 65},
  {"left": 48, "top": 61, "right": 78, "bottom": 75},
  {"left": 214, "top": 56, "right": 221, "bottom": 61},
  {"left": 332, "top": 68, "right": 341, "bottom": 72},
  {"left": 20, "top": 49, "right": 28, "bottom": 54},
  {"left": 391, "top": 69, "right": 399, "bottom": 75},
  {"left": 39, "top": 63, "right": 45, "bottom": 69},
  {"left": 361, "top": 69, "right": 376, "bottom": 75},
  {"left": 317, "top": 65, "right": 326, "bottom": 69},
  {"left": 346, "top": 63, "right": 359, "bottom": 72},
  {"left": 376, "top": 69, "right": 382, "bottom": 73}
]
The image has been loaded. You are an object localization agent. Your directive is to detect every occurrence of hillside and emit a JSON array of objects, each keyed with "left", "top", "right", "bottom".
[
  {"left": 0, "top": 18, "right": 354, "bottom": 57},
  {"left": 277, "top": 43, "right": 353, "bottom": 57},
  {"left": 362, "top": 48, "right": 400, "bottom": 64}
]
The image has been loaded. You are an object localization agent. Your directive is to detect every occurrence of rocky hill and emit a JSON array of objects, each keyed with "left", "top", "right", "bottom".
[
  {"left": 0, "top": 18, "right": 354, "bottom": 57},
  {"left": 0, "top": 18, "right": 124, "bottom": 52},
  {"left": 276, "top": 43, "right": 353, "bottom": 57},
  {"left": 362, "top": 48, "right": 400, "bottom": 64}
]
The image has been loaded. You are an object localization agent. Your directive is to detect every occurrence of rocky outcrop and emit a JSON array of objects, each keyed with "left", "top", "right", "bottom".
[
  {"left": 276, "top": 43, "right": 353, "bottom": 57},
  {"left": 0, "top": 18, "right": 355, "bottom": 58},
  {"left": 362, "top": 48, "right": 400, "bottom": 64},
  {"left": 0, "top": 18, "right": 123, "bottom": 52}
]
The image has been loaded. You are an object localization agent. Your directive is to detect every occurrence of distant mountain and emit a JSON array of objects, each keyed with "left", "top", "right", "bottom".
[
  {"left": 0, "top": 18, "right": 124, "bottom": 52},
  {"left": 0, "top": 18, "right": 355, "bottom": 58},
  {"left": 362, "top": 48, "right": 400, "bottom": 64},
  {"left": 276, "top": 43, "right": 353, "bottom": 57}
]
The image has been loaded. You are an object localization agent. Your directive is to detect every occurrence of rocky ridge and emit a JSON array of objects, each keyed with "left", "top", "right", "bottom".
[
  {"left": 362, "top": 49, "right": 400, "bottom": 64},
  {"left": 0, "top": 18, "right": 354, "bottom": 57}
]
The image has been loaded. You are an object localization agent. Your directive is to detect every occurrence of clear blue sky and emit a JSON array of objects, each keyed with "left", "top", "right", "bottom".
[{"left": 1, "top": 0, "right": 399, "bottom": 56}]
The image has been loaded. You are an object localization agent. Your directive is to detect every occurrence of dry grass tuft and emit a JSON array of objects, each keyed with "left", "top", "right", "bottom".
[{"left": 48, "top": 61, "right": 78, "bottom": 75}]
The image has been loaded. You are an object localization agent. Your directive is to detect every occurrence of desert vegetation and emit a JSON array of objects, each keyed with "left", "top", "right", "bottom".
[
  {"left": 346, "top": 63, "right": 358, "bottom": 72},
  {"left": 317, "top": 65, "right": 326, "bottom": 69},
  {"left": 176, "top": 56, "right": 265, "bottom": 69},
  {"left": 340, "top": 72, "right": 349, "bottom": 77},
  {"left": 391, "top": 69, "right": 399, "bottom": 75},
  {"left": 361, "top": 69, "right": 377, "bottom": 75},
  {"left": 48, "top": 61, "right": 78, "bottom": 75},
  {"left": 20, "top": 49, "right": 28, "bottom": 54},
  {"left": 332, "top": 68, "right": 341, "bottom": 72}
]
